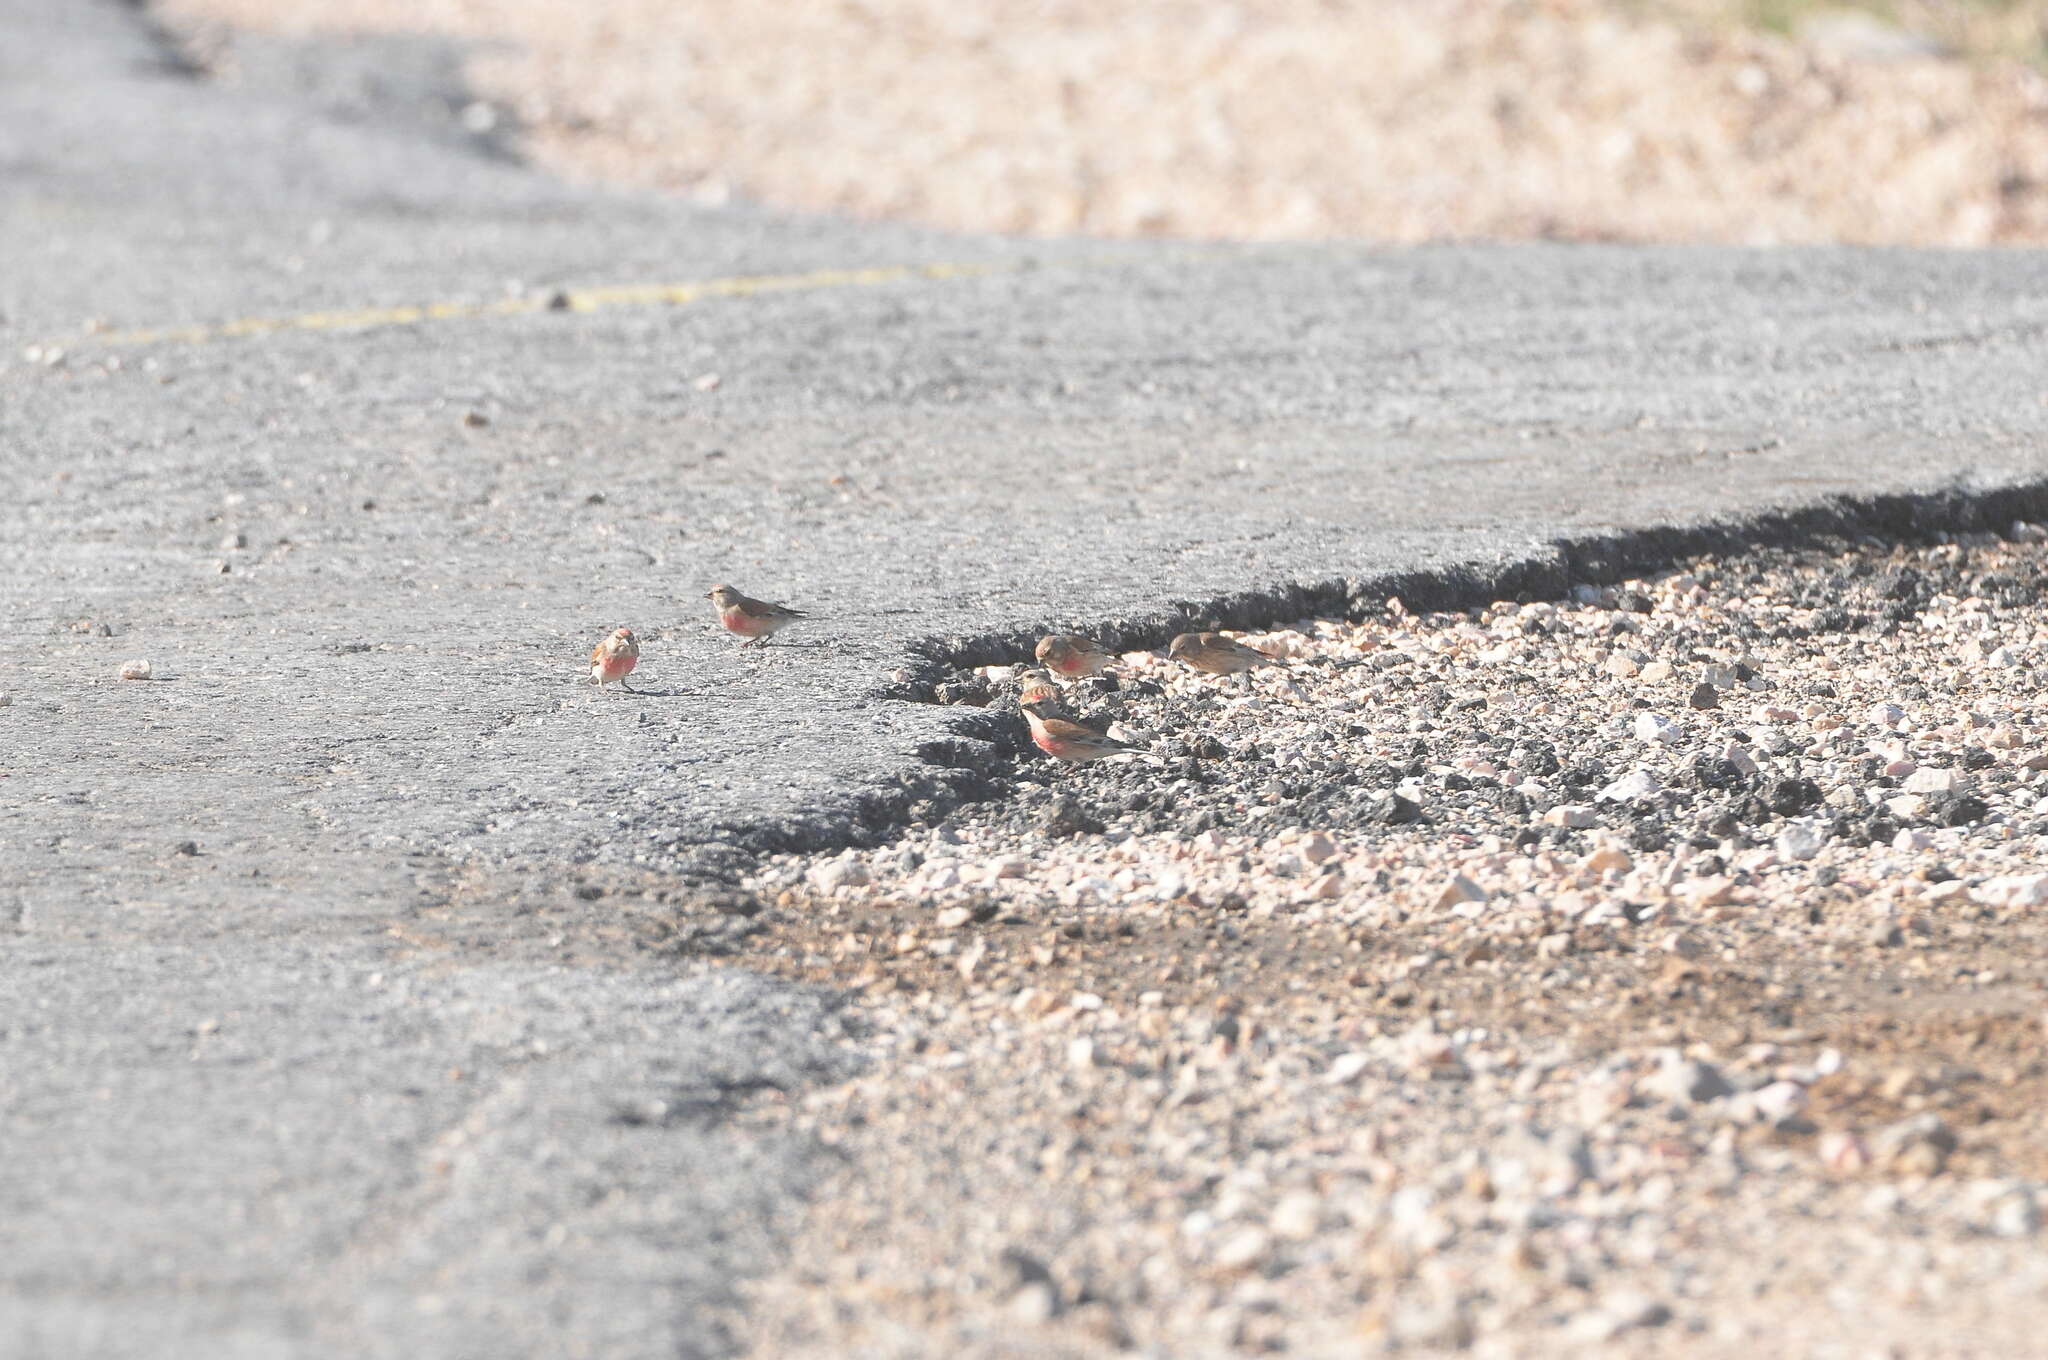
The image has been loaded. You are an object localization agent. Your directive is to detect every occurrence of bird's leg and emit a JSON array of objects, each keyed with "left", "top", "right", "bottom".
[{"left": 619, "top": 678, "right": 637, "bottom": 693}]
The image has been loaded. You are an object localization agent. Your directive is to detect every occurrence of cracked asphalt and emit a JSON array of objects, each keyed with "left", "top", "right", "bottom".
[{"left": 5, "top": 0, "right": 2048, "bottom": 1353}]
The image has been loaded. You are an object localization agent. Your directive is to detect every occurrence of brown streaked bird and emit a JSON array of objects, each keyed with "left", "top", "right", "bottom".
[
  {"left": 706, "top": 584, "right": 806, "bottom": 646},
  {"left": 1035, "top": 634, "right": 1114, "bottom": 679},
  {"left": 588, "top": 626, "right": 640, "bottom": 690},
  {"left": 1168, "top": 631, "right": 1279, "bottom": 679},
  {"left": 1021, "top": 697, "right": 1140, "bottom": 765}
]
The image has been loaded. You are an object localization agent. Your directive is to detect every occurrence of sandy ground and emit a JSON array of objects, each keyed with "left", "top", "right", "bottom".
[{"left": 156, "top": 0, "right": 2048, "bottom": 245}]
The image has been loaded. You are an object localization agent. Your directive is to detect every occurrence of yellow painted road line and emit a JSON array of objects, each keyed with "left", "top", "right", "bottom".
[{"left": 64, "top": 259, "right": 1010, "bottom": 352}]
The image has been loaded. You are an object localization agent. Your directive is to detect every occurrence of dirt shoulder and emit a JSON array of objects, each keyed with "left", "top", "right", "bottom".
[{"left": 157, "top": 0, "right": 2048, "bottom": 245}]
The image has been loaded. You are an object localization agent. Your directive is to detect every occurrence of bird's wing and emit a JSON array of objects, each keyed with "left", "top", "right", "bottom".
[{"left": 1046, "top": 715, "right": 1126, "bottom": 745}]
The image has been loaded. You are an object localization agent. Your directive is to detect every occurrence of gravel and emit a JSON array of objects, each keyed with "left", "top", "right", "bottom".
[{"left": 722, "top": 527, "right": 2048, "bottom": 1355}]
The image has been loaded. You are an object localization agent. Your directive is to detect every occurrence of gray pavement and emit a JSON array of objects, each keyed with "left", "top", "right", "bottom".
[{"left": 6, "top": 0, "right": 2048, "bottom": 1354}]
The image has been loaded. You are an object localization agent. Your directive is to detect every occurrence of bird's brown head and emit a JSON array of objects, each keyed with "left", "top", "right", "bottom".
[
  {"left": 614, "top": 626, "right": 636, "bottom": 641},
  {"left": 1033, "top": 636, "right": 1065, "bottom": 664},
  {"left": 1021, "top": 697, "right": 1062, "bottom": 720},
  {"left": 1168, "top": 633, "right": 1199, "bottom": 660},
  {"left": 706, "top": 585, "right": 737, "bottom": 605}
]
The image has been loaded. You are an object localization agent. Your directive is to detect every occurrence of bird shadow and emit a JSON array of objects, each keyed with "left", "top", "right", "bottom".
[{"left": 581, "top": 681, "right": 734, "bottom": 699}]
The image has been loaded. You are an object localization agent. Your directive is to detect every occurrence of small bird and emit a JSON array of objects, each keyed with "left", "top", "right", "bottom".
[
  {"left": 1035, "top": 634, "right": 1114, "bottom": 679},
  {"left": 1021, "top": 697, "right": 1140, "bottom": 765},
  {"left": 588, "top": 626, "right": 640, "bottom": 690},
  {"left": 1169, "top": 631, "right": 1278, "bottom": 680},
  {"left": 706, "top": 584, "right": 806, "bottom": 647}
]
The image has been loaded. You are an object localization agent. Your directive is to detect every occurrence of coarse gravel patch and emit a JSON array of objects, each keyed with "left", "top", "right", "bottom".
[{"left": 718, "top": 527, "right": 2048, "bottom": 1356}]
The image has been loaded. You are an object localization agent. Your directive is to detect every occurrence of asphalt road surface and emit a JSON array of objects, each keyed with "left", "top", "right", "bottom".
[{"left": 6, "top": 1, "right": 2048, "bottom": 1354}]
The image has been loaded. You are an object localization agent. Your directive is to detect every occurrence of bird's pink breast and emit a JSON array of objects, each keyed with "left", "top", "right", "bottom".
[
  {"left": 721, "top": 607, "right": 770, "bottom": 637},
  {"left": 1034, "top": 727, "right": 1097, "bottom": 760}
]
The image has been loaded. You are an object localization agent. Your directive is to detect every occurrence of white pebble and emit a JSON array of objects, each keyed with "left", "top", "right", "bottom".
[
  {"left": 1992, "top": 1193, "right": 2042, "bottom": 1238},
  {"left": 1752, "top": 1080, "right": 1808, "bottom": 1126},
  {"left": 1597, "top": 770, "right": 1663, "bottom": 803},
  {"left": 1775, "top": 825, "right": 1824, "bottom": 862},
  {"left": 1589, "top": 1289, "right": 1672, "bottom": 1336},
  {"left": 1545, "top": 804, "right": 1598, "bottom": 828},
  {"left": 1633, "top": 712, "right": 1680, "bottom": 744},
  {"left": 806, "top": 858, "right": 869, "bottom": 893},
  {"left": 1647, "top": 1051, "right": 1733, "bottom": 1105},
  {"left": 1211, "top": 1226, "right": 1271, "bottom": 1270},
  {"left": 1325, "top": 1052, "right": 1372, "bottom": 1084},
  {"left": 1008, "top": 1282, "right": 1058, "bottom": 1325},
  {"left": 118, "top": 659, "right": 152, "bottom": 681},
  {"left": 1269, "top": 1193, "right": 1322, "bottom": 1241},
  {"left": 1903, "top": 767, "right": 1956, "bottom": 794},
  {"left": 1978, "top": 873, "right": 2048, "bottom": 908}
]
